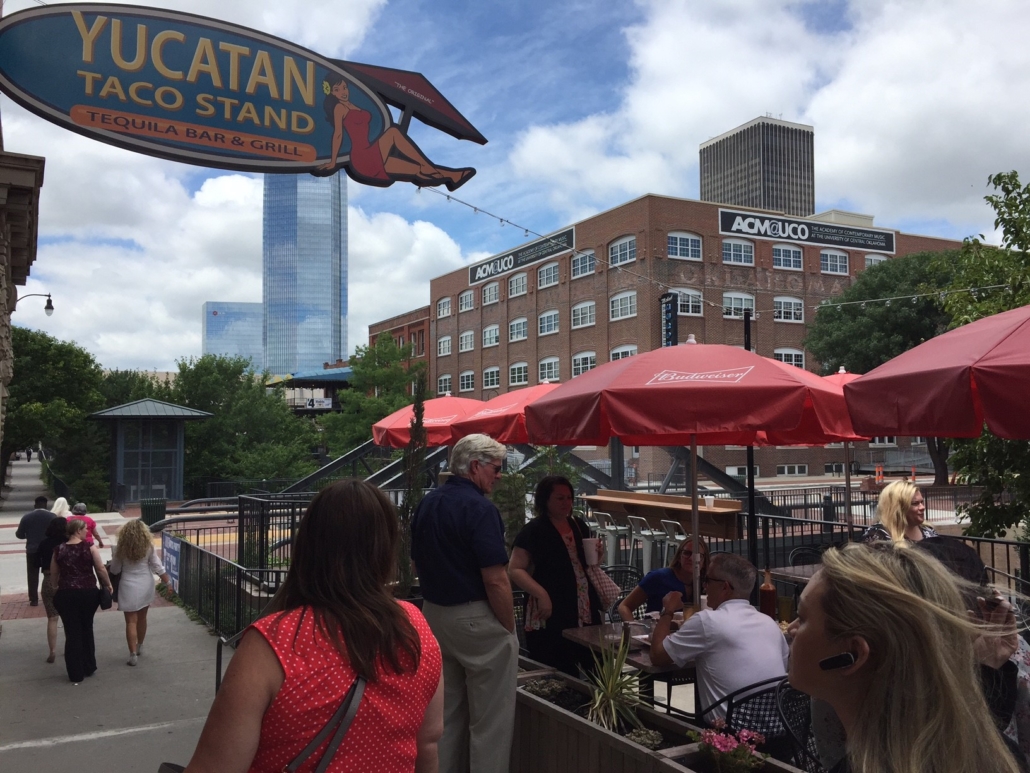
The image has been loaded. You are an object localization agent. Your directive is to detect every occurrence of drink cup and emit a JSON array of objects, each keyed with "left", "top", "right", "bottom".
[
  {"left": 700, "top": 594, "right": 709, "bottom": 610},
  {"left": 703, "top": 495, "right": 715, "bottom": 508},
  {"left": 582, "top": 537, "right": 599, "bottom": 565}
]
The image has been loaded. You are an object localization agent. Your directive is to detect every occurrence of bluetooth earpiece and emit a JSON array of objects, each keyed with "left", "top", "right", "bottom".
[{"left": 819, "top": 652, "right": 857, "bottom": 671}]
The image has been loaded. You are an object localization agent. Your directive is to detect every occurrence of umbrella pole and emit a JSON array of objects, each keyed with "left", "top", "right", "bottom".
[
  {"left": 844, "top": 442, "right": 854, "bottom": 539},
  {"left": 691, "top": 434, "right": 701, "bottom": 609}
]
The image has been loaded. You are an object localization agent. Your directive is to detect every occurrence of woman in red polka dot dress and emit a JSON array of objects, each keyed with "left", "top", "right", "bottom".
[{"left": 183, "top": 480, "right": 444, "bottom": 772}]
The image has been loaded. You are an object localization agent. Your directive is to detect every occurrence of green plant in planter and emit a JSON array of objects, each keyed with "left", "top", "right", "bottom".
[{"left": 586, "top": 636, "right": 643, "bottom": 733}]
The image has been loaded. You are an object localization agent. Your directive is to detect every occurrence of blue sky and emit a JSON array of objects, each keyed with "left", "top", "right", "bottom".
[{"left": 5, "top": 0, "right": 1030, "bottom": 369}]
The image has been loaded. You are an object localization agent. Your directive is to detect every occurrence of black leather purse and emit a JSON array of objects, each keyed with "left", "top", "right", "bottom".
[{"left": 99, "top": 586, "right": 113, "bottom": 610}]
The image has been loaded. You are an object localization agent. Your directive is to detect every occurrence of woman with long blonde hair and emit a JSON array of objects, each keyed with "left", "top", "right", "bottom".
[
  {"left": 111, "top": 519, "right": 169, "bottom": 666},
  {"left": 788, "top": 542, "right": 1021, "bottom": 773},
  {"left": 51, "top": 497, "right": 71, "bottom": 517},
  {"left": 862, "top": 480, "right": 939, "bottom": 542}
]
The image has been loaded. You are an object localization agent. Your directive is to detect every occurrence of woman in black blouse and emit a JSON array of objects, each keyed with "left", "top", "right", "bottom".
[{"left": 509, "top": 476, "right": 604, "bottom": 674}]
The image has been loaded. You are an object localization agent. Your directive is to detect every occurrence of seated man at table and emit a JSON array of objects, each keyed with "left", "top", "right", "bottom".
[{"left": 650, "top": 553, "right": 788, "bottom": 721}]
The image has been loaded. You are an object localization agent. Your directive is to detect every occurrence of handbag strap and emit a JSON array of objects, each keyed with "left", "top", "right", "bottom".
[{"left": 283, "top": 676, "right": 366, "bottom": 773}]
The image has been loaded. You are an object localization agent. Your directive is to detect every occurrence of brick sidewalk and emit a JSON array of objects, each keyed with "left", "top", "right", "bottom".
[{"left": 1, "top": 591, "right": 174, "bottom": 620}]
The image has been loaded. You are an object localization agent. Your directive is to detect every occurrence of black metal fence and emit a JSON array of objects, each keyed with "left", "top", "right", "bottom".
[
  {"left": 236, "top": 493, "right": 313, "bottom": 569},
  {"left": 174, "top": 539, "right": 287, "bottom": 642}
]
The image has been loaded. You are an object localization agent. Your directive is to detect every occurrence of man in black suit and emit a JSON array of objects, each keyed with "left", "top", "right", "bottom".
[{"left": 16, "top": 496, "right": 53, "bottom": 605}]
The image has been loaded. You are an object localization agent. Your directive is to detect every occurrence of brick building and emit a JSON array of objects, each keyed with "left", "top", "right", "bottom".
[
  {"left": 368, "top": 306, "right": 430, "bottom": 360},
  {"left": 376, "top": 193, "right": 959, "bottom": 482}
]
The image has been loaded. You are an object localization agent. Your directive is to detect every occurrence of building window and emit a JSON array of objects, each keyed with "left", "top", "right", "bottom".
[
  {"left": 572, "top": 351, "right": 596, "bottom": 377},
  {"left": 538, "top": 262, "right": 559, "bottom": 289},
  {"left": 865, "top": 254, "right": 887, "bottom": 268},
  {"left": 539, "top": 357, "right": 560, "bottom": 382},
  {"left": 437, "top": 336, "right": 451, "bottom": 356},
  {"left": 458, "top": 290, "right": 474, "bottom": 312},
  {"left": 911, "top": 436, "right": 927, "bottom": 446},
  {"left": 777, "top": 464, "right": 808, "bottom": 476},
  {"left": 482, "top": 282, "right": 499, "bottom": 305},
  {"left": 459, "top": 371, "right": 474, "bottom": 392},
  {"left": 483, "top": 367, "right": 500, "bottom": 389},
  {"left": 509, "top": 362, "right": 529, "bottom": 386},
  {"left": 609, "top": 236, "right": 637, "bottom": 266},
  {"left": 774, "top": 348, "right": 805, "bottom": 368},
  {"left": 821, "top": 250, "right": 849, "bottom": 275},
  {"left": 674, "top": 289, "right": 703, "bottom": 316},
  {"left": 825, "top": 462, "right": 845, "bottom": 474},
  {"left": 509, "top": 317, "right": 528, "bottom": 342},
  {"left": 772, "top": 244, "right": 803, "bottom": 270},
  {"left": 509, "top": 273, "right": 527, "bottom": 297},
  {"left": 726, "top": 465, "right": 759, "bottom": 478},
  {"left": 437, "top": 297, "right": 451, "bottom": 318},
  {"left": 437, "top": 374, "right": 451, "bottom": 394},
  {"left": 870, "top": 436, "right": 897, "bottom": 446},
  {"left": 610, "top": 291, "right": 637, "bottom": 321},
  {"left": 773, "top": 296, "right": 804, "bottom": 323},
  {"left": 417, "top": 330, "right": 425, "bottom": 356},
  {"left": 610, "top": 345, "right": 638, "bottom": 361},
  {"left": 538, "top": 310, "right": 559, "bottom": 336},
  {"left": 668, "top": 232, "right": 702, "bottom": 260},
  {"left": 722, "top": 239, "right": 754, "bottom": 265},
  {"left": 483, "top": 325, "right": 499, "bottom": 348},
  {"left": 459, "top": 330, "right": 474, "bottom": 352},
  {"left": 722, "top": 292, "right": 755, "bottom": 318},
  {"left": 571, "top": 250, "right": 596, "bottom": 278},
  {"left": 571, "top": 301, "right": 596, "bottom": 329}
]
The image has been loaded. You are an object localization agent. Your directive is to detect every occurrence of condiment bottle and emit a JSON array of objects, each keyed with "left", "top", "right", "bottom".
[{"left": 760, "top": 568, "right": 777, "bottom": 619}]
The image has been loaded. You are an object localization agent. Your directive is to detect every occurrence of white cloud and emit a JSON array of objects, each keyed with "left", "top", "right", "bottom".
[
  {"left": 508, "top": 0, "right": 1030, "bottom": 235},
  {"left": 347, "top": 207, "right": 487, "bottom": 349}
]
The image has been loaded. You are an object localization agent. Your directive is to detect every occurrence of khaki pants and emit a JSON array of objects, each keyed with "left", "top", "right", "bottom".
[{"left": 422, "top": 600, "right": 518, "bottom": 773}]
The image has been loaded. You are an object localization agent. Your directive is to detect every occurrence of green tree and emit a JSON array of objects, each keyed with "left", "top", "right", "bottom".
[
  {"left": 319, "top": 333, "right": 426, "bottom": 455},
  {"left": 166, "top": 355, "right": 319, "bottom": 491},
  {"left": 3, "top": 327, "right": 108, "bottom": 503},
  {"left": 804, "top": 251, "right": 955, "bottom": 484},
  {"left": 936, "top": 171, "right": 1030, "bottom": 537}
]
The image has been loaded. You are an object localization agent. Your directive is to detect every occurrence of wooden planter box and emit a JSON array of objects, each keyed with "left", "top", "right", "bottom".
[
  {"left": 511, "top": 668, "right": 699, "bottom": 773},
  {"left": 656, "top": 743, "right": 802, "bottom": 772},
  {"left": 511, "top": 668, "right": 803, "bottom": 773}
]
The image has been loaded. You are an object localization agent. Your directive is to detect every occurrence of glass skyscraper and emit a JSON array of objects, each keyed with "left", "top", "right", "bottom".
[
  {"left": 262, "top": 173, "right": 348, "bottom": 375},
  {"left": 201, "top": 301, "right": 264, "bottom": 371}
]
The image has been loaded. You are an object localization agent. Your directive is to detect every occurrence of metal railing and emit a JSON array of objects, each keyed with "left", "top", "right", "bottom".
[{"left": 237, "top": 493, "right": 313, "bottom": 569}]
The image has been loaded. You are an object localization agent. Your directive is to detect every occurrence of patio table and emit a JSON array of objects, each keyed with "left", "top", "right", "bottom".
[{"left": 768, "top": 563, "right": 819, "bottom": 586}]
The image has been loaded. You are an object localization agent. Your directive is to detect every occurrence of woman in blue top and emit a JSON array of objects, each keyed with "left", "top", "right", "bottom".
[{"left": 617, "top": 536, "right": 709, "bottom": 620}]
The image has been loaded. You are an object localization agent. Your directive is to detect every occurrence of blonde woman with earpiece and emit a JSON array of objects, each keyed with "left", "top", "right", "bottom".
[
  {"left": 787, "top": 542, "right": 1022, "bottom": 773},
  {"left": 861, "top": 480, "right": 938, "bottom": 543}
]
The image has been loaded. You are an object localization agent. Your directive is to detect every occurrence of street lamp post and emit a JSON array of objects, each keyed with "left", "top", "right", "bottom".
[{"left": 15, "top": 293, "right": 54, "bottom": 316}]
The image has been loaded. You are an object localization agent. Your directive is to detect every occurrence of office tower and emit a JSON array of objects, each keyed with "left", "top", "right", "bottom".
[
  {"left": 201, "top": 302, "right": 264, "bottom": 370},
  {"left": 700, "top": 117, "right": 815, "bottom": 217},
  {"left": 262, "top": 173, "right": 348, "bottom": 375}
]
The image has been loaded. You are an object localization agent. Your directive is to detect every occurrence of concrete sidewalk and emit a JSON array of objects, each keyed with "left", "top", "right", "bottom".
[{"left": 0, "top": 605, "right": 225, "bottom": 772}]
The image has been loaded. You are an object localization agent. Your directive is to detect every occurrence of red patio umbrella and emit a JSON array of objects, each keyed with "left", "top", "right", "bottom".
[
  {"left": 524, "top": 344, "right": 854, "bottom": 447},
  {"left": 449, "top": 383, "right": 559, "bottom": 444},
  {"left": 525, "top": 342, "right": 855, "bottom": 604},
  {"left": 372, "top": 395, "right": 482, "bottom": 448},
  {"left": 844, "top": 304, "right": 1030, "bottom": 440}
]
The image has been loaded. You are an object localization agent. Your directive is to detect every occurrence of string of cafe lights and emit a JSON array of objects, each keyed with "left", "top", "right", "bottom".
[{"left": 423, "top": 187, "right": 1011, "bottom": 322}]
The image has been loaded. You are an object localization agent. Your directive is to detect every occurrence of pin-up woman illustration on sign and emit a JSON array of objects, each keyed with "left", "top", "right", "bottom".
[{"left": 316, "top": 72, "right": 476, "bottom": 190}]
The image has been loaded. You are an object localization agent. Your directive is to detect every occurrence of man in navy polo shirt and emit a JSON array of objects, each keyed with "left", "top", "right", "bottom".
[{"left": 412, "top": 434, "right": 517, "bottom": 773}]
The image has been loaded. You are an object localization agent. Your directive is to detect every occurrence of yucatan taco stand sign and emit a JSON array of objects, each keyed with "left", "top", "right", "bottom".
[{"left": 0, "top": 4, "right": 482, "bottom": 189}]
